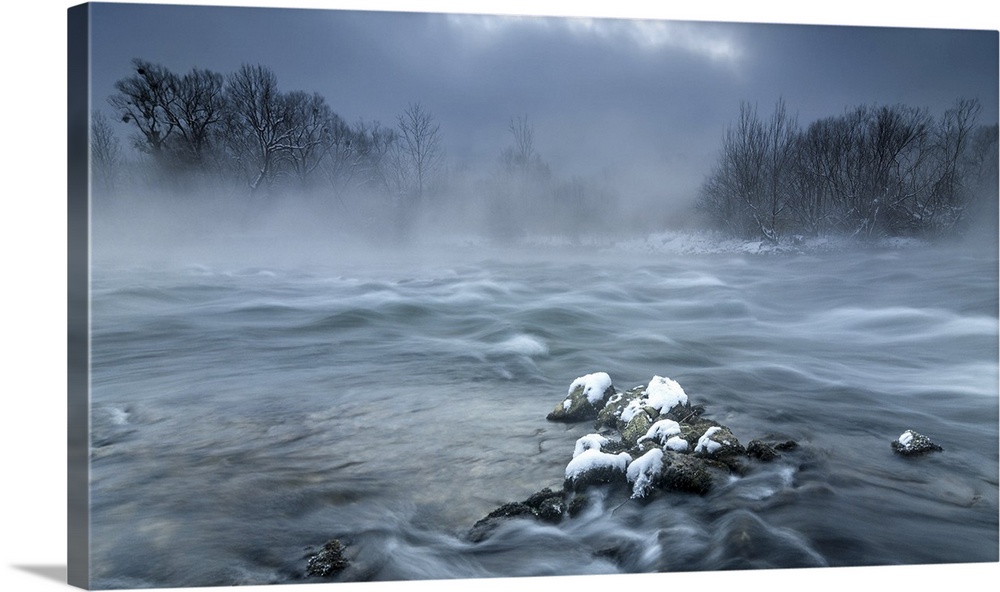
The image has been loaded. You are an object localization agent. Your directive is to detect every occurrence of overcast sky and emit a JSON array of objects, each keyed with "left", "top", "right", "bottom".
[{"left": 85, "top": 1, "right": 998, "bottom": 203}]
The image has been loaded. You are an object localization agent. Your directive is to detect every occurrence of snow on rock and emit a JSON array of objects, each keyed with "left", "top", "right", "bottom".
[
  {"left": 564, "top": 448, "right": 632, "bottom": 489},
  {"left": 622, "top": 376, "right": 689, "bottom": 424},
  {"left": 695, "top": 427, "right": 724, "bottom": 454},
  {"left": 573, "top": 433, "right": 610, "bottom": 458},
  {"left": 664, "top": 435, "right": 690, "bottom": 452},
  {"left": 569, "top": 372, "right": 614, "bottom": 404},
  {"left": 463, "top": 369, "right": 803, "bottom": 540},
  {"left": 891, "top": 429, "right": 943, "bottom": 456},
  {"left": 595, "top": 386, "right": 643, "bottom": 430},
  {"left": 626, "top": 447, "right": 664, "bottom": 499},
  {"left": 547, "top": 372, "right": 616, "bottom": 423},
  {"left": 694, "top": 424, "right": 745, "bottom": 459},
  {"left": 644, "top": 375, "right": 689, "bottom": 412},
  {"left": 638, "top": 419, "right": 682, "bottom": 446}
]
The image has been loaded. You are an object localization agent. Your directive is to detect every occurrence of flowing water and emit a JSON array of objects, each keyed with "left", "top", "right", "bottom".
[{"left": 87, "top": 240, "right": 999, "bottom": 588}]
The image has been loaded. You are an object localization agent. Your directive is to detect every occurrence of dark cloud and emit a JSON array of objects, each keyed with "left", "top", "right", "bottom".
[{"left": 88, "top": 1, "right": 998, "bottom": 204}]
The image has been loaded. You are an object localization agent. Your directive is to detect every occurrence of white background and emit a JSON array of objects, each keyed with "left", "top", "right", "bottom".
[{"left": 1, "top": 1, "right": 997, "bottom": 591}]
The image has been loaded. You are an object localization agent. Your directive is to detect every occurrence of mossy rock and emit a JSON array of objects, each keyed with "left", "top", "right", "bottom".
[
  {"left": 659, "top": 451, "right": 716, "bottom": 494},
  {"left": 548, "top": 381, "right": 616, "bottom": 423},
  {"left": 693, "top": 425, "right": 745, "bottom": 460},
  {"left": 524, "top": 487, "right": 566, "bottom": 523},
  {"left": 660, "top": 402, "right": 704, "bottom": 424},
  {"left": 678, "top": 418, "right": 723, "bottom": 448},
  {"left": 621, "top": 410, "right": 655, "bottom": 448},
  {"left": 595, "top": 386, "right": 644, "bottom": 430},
  {"left": 565, "top": 465, "right": 627, "bottom": 492}
]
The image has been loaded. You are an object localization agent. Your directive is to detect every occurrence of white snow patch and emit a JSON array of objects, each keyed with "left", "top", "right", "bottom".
[
  {"left": 573, "top": 433, "right": 609, "bottom": 458},
  {"left": 644, "top": 376, "right": 689, "bottom": 411},
  {"left": 897, "top": 430, "right": 914, "bottom": 447},
  {"left": 638, "top": 419, "right": 682, "bottom": 445},
  {"left": 623, "top": 375, "right": 688, "bottom": 422},
  {"left": 565, "top": 448, "right": 631, "bottom": 481},
  {"left": 695, "top": 426, "right": 723, "bottom": 454},
  {"left": 562, "top": 398, "right": 572, "bottom": 410},
  {"left": 665, "top": 436, "right": 689, "bottom": 452},
  {"left": 620, "top": 399, "right": 645, "bottom": 424},
  {"left": 626, "top": 448, "right": 664, "bottom": 499},
  {"left": 568, "top": 372, "right": 613, "bottom": 405}
]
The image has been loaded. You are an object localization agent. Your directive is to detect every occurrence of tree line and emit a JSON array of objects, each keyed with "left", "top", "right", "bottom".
[
  {"left": 96, "top": 59, "right": 996, "bottom": 243},
  {"left": 698, "top": 97, "right": 998, "bottom": 241},
  {"left": 92, "top": 58, "right": 619, "bottom": 241},
  {"left": 93, "top": 58, "right": 444, "bottom": 205}
]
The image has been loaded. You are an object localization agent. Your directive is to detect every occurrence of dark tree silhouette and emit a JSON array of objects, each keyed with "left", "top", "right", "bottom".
[{"left": 700, "top": 97, "right": 993, "bottom": 240}]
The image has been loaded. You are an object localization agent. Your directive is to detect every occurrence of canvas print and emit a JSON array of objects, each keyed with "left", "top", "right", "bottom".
[{"left": 68, "top": 2, "right": 999, "bottom": 589}]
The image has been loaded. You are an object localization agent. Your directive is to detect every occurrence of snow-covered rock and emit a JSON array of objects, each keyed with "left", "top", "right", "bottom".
[
  {"left": 564, "top": 439, "right": 632, "bottom": 490},
  {"left": 626, "top": 447, "right": 664, "bottom": 499},
  {"left": 547, "top": 371, "right": 616, "bottom": 422},
  {"left": 638, "top": 418, "right": 682, "bottom": 446},
  {"left": 693, "top": 424, "right": 746, "bottom": 464},
  {"left": 891, "top": 429, "right": 943, "bottom": 456},
  {"left": 471, "top": 371, "right": 802, "bottom": 541}
]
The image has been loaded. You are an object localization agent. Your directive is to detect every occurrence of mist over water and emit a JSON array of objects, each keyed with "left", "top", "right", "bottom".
[{"left": 88, "top": 199, "right": 998, "bottom": 587}]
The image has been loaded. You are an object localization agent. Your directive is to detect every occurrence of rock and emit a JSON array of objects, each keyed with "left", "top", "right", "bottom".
[
  {"left": 620, "top": 409, "right": 655, "bottom": 447},
  {"left": 891, "top": 430, "right": 943, "bottom": 456},
  {"left": 547, "top": 372, "right": 616, "bottom": 422},
  {"left": 564, "top": 448, "right": 631, "bottom": 491},
  {"left": 470, "top": 372, "right": 803, "bottom": 543},
  {"left": 614, "top": 376, "right": 691, "bottom": 430},
  {"left": 747, "top": 439, "right": 799, "bottom": 461},
  {"left": 306, "top": 539, "right": 349, "bottom": 578},
  {"left": 746, "top": 439, "right": 779, "bottom": 462},
  {"left": 677, "top": 417, "right": 722, "bottom": 447},
  {"left": 693, "top": 425, "right": 745, "bottom": 461},
  {"left": 625, "top": 447, "right": 664, "bottom": 499},
  {"left": 468, "top": 502, "right": 534, "bottom": 542},
  {"left": 468, "top": 488, "right": 568, "bottom": 542},
  {"left": 774, "top": 440, "right": 799, "bottom": 452},
  {"left": 659, "top": 450, "right": 716, "bottom": 494},
  {"left": 595, "top": 385, "right": 644, "bottom": 430},
  {"left": 524, "top": 488, "right": 566, "bottom": 523},
  {"left": 567, "top": 493, "right": 590, "bottom": 516}
]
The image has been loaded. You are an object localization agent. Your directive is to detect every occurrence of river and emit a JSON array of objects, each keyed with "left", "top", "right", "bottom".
[{"left": 87, "top": 237, "right": 999, "bottom": 588}]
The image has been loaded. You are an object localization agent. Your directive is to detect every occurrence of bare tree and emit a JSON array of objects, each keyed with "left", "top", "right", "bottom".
[
  {"left": 701, "top": 97, "right": 991, "bottom": 240},
  {"left": 395, "top": 102, "right": 443, "bottom": 201},
  {"left": 281, "top": 91, "right": 337, "bottom": 189},
  {"left": 762, "top": 98, "right": 799, "bottom": 240},
  {"left": 167, "top": 67, "right": 226, "bottom": 167},
  {"left": 222, "top": 63, "right": 289, "bottom": 196},
  {"left": 486, "top": 115, "right": 551, "bottom": 240},
  {"left": 700, "top": 101, "right": 769, "bottom": 238},
  {"left": 109, "top": 59, "right": 226, "bottom": 173},
  {"left": 323, "top": 119, "right": 399, "bottom": 200},
  {"left": 927, "top": 98, "right": 982, "bottom": 231},
  {"left": 108, "top": 59, "right": 179, "bottom": 159},
  {"left": 90, "top": 110, "right": 122, "bottom": 196}
]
